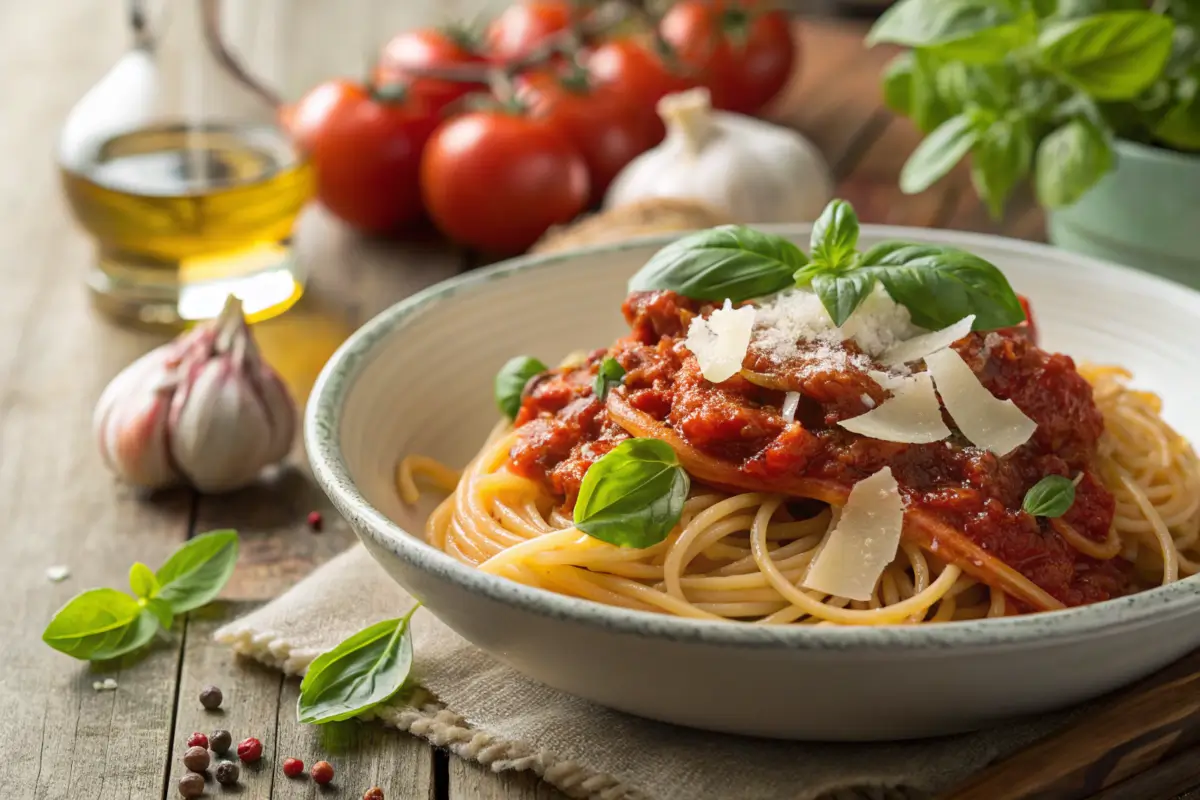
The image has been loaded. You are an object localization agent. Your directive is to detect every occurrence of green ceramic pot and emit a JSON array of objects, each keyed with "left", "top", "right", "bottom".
[{"left": 1046, "top": 139, "right": 1200, "bottom": 288}]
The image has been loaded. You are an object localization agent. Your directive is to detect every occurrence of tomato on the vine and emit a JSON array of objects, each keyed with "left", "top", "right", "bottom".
[
  {"left": 518, "top": 68, "right": 658, "bottom": 204},
  {"left": 585, "top": 37, "right": 696, "bottom": 142},
  {"left": 659, "top": 1, "right": 796, "bottom": 115},
  {"left": 377, "top": 27, "right": 488, "bottom": 114},
  {"left": 420, "top": 110, "right": 589, "bottom": 253},
  {"left": 291, "top": 80, "right": 440, "bottom": 234},
  {"left": 486, "top": 0, "right": 572, "bottom": 64}
]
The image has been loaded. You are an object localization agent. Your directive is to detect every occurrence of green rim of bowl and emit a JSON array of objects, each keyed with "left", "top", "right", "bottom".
[{"left": 306, "top": 225, "right": 1200, "bottom": 652}]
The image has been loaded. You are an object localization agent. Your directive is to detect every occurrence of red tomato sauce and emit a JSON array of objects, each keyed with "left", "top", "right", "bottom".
[{"left": 508, "top": 291, "right": 1131, "bottom": 607}]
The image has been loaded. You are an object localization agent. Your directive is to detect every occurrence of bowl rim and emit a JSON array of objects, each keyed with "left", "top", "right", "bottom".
[{"left": 306, "top": 223, "right": 1200, "bottom": 652}]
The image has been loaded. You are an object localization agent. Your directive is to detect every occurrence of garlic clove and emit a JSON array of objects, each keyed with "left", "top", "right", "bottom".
[
  {"left": 96, "top": 354, "right": 182, "bottom": 490},
  {"left": 169, "top": 355, "right": 276, "bottom": 493},
  {"left": 253, "top": 368, "right": 297, "bottom": 465}
]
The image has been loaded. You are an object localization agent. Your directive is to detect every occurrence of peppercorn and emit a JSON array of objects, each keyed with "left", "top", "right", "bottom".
[
  {"left": 182, "top": 745, "right": 211, "bottom": 773},
  {"left": 210, "top": 729, "right": 232, "bottom": 753},
  {"left": 237, "top": 736, "right": 263, "bottom": 763},
  {"left": 186, "top": 732, "right": 209, "bottom": 749},
  {"left": 178, "top": 773, "right": 205, "bottom": 798},
  {"left": 282, "top": 757, "right": 304, "bottom": 777},
  {"left": 215, "top": 760, "right": 241, "bottom": 786},
  {"left": 307, "top": 510, "right": 323, "bottom": 531},
  {"left": 364, "top": 787, "right": 385, "bottom": 800},
  {"left": 311, "top": 761, "right": 334, "bottom": 785},
  {"left": 199, "top": 685, "right": 223, "bottom": 709}
]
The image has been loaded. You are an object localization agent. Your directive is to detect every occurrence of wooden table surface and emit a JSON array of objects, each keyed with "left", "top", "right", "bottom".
[{"left": 4, "top": 4, "right": 1183, "bottom": 800}]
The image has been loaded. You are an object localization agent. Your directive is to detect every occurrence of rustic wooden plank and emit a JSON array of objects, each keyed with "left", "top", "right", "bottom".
[
  {"left": 167, "top": 604, "right": 284, "bottom": 800},
  {"left": 1090, "top": 741, "right": 1200, "bottom": 800},
  {"left": 450, "top": 759, "right": 568, "bottom": 800},
  {"left": 273, "top": 679, "right": 436, "bottom": 800},
  {"left": 0, "top": 2, "right": 195, "bottom": 799}
]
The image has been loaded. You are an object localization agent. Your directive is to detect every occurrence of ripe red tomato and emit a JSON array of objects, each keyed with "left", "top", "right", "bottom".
[
  {"left": 518, "top": 69, "right": 658, "bottom": 204},
  {"left": 487, "top": 0, "right": 572, "bottom": 63},
  {"left": 659, "top": 1, "right": 796, "bottom": 115},
  {"left": 377, "top": 27, "right": 488, "bottom": 113},
  {"left": 420, "top": 111, "right": 589, "bottom": 253},
  {"left": 585, "top": 38, "right": 696, "bottom": 142},
  {"left": 292, "top": 80, "right": 440, "bottom": 234}
]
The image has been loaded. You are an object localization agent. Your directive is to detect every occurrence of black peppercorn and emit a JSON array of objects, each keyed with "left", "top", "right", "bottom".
[
  {"left": 215, "top": 760, "right": 240, "bottom": 786},
  {"left": 210, "top": 729, "right": 232, "bottom": 753},
  {"left": 199, "top": 685, "right": 223, "bottom": 709},
  {"left": 182, "top": 745, "right": 210, "bottom": 773},
  {"left": 178, "top": 773, "right": 205, "bottom": 798}
]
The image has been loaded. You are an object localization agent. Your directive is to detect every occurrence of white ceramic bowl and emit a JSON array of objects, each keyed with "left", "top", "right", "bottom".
[{"left": 307, "top": 225, "right": 1200, "bottom": 741}]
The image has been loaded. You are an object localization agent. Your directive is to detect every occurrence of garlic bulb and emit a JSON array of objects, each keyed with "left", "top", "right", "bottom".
[
  {"left": 94, "top": 296, "right": 296, "bottom": 493},
  {"left": 604, "top": 88, "right": 833, "bottom": 224}
]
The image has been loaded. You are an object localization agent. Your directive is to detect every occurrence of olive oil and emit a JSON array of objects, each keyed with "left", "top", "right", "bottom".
[{"left": 61, "top": 122, "right": 314, "bottom": 328}]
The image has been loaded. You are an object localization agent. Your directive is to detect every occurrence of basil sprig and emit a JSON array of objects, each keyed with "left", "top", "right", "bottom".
[
  {"left": 495, "top": 355, "right": 547, "bottom": 420},
  {"left": 1023, "top": 475, "right": 1077, "bottom": 518},
  {"left": 594, "top": 357, "right": 626, "bottom": 402},
  {"left": 574, "top": 438, "right": 690, "bottom": 549},
  {"left": 43, "top": 530, "right": 239, "bottom": 662},
  {"left": 629, "top": 225, "right": 807, "bottom": 303},
  {"left": 631, "top": 199, "right": 1024, "bottom": 331},
  {"left": 298, "top": 605, "right": 418, "bottom": 724}
]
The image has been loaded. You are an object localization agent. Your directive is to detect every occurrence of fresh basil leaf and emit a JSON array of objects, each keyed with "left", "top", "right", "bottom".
[
  {"left": 911, "top": 51, "right": 956, "bottom": 132},
  {"left": 1035, "top": 119, "right": 1114, "bottom": 207},
  {"left": 1154, "top": 73, "right": 1200, "bottom": 150},
  {"left": 494, "top": 356, "right": 547, "bottom": 421},
  {"left": 128, "top": 562, "right": 159, "bottom": 600},
  {"left": 900, "top": 113, "right": 980, "bottom": 194},
  {"left": 144, "top": 597, "right": 174, "bottom": 631},
  {"left": 861, "top": 243, "right": 1025, "bottom": 330},
  {"left": 1039, "top": 11, "right": 1175, "bottom": 100},
  {"left": 812, "top": 271, "right": 878, "bottom": 327},
  {"left": 574, "top": 438, "right": 689, "bottom": 549},
  {"left": 155, "top": 529, "right": 239, "bottom": 614},
  {"left": 1054, "top": 0, "right": 1145, "bottom": 18},
  {"left": 937, "top": 62, "right": 1019, "bottom": 110},
  {"left": 1023, "top": 475, "right": 1076, "bottom": 517},
  {"left": 298, "top": 608, "right": 417, "bottom": 724},
  {"left": 43, "top": 588, "right": 153, "bottom": 661},
  {"left": 971, "top": 115, "right": 1035, "bottom": 219},
  {"left": 629, "top": 225, "right": 807, "bottom": 303},
  {"left": 810, "top": 200, "right": 860, "bottom": 270},
  {"left": 882, "top": 53, "right": 915, "bottom": 115},
  {"left": 868, "top": 0, "right": 1029, "bottom": 62},
  {"left": 593, "top": 357, "right": 626, "bottom": 402}
]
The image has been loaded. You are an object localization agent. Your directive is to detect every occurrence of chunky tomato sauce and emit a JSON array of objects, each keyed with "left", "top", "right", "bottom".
[{"left": 509, "top": 290, "right": 1131, "bottom": 607}]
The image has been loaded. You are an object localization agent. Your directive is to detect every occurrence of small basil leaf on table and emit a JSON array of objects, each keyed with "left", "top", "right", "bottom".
[
  {"left": 495, "top": 356, "right": 548, "bottom": 421},
  {"left": 860, "top": 242, "right": 1025, "bottom": 330},
  {"left": 628, "top": 225, "right": 806, "bottom": 303},
  {"left": 811, "top": 271, "right": 878, "bottom": 326},
  {"left": 574, "top": 438, "right": 690, "bottom": 549},
  {"left": 594, "top": 357, "right": 626, "bottom": 402},
  {"left": 43, "top": 588, "right": 156, "bottom": 661},
  {"left": 143, "top": 597, "right": 174, "bottom": 631},
  {"left": 298, "top": 607, "right": 418, "bottom": 724},
  {"left": 1023, "top": 475, "right": 1077, "bottom": 518},
  {"left": 155, "top": 529, "right": 239, "bottom": 613},
  {"left": 128, "top": 561, "right": 159, "bottom": 600},
  {"left": 809, "top": 199, "right": 861, "bottom": 270}
]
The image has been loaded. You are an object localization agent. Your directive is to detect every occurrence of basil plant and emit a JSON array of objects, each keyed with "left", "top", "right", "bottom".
[{"left": 870, "top": 0, "right": 1200, "bottom": 217}]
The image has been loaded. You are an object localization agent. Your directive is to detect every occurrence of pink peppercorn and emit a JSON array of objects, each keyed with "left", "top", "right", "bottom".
[
  {"left": 307, "top": 510, "right": 323, "bottom": 531},
  {"left": 311, "top": 761, "right": 334, "bottom": 785},
  {"left": 237, "top": 737, "right": 263, "bottom": 763},
  {"left": 283, "top": 757, "right": 304, "bottom": 777},
  {"left": 186, "top": 732, "right": 209, "bottom": 749}
]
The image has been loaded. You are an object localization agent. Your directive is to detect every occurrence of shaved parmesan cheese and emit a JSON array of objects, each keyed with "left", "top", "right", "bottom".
[
  {"left": 782, "top": 391, "right": 801, "bottom": 423},
  {"left": 803, "top": 467, "right": 904, "bottom": 601},
  {"left": 837, "top": 373, "right": 950, "bottom": 444},
  {"left": 881, "top": 315, "right": 975, "bottom": 367},
  {"left": 868, "top": 369, "right": 910, "bottom": 392},
  {"left": 925, "top": 347, "right": 1036, "bottom": 456},
  {"left": 685, "top": 299, "right": 755, "bottom": 383}
]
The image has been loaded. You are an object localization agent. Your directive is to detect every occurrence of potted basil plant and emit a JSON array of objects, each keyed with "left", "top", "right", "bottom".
[{"left": 869, "top": 0, "right": 1200, "bottom": 286}]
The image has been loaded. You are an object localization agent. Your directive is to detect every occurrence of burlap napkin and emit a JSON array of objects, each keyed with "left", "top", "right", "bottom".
[{"left": 215, "top": 544, "right": 1084, "bottom": 800}]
